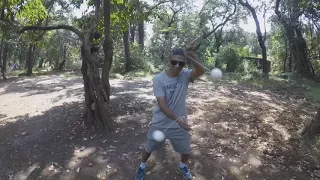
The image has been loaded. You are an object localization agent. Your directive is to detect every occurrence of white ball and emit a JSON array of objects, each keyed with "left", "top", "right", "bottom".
[
  {"left": 210, "top": 68, "right": 222, "bottom": 80},
  {"left": 152, "top": 130, "right": 165, "bottom": 142}
]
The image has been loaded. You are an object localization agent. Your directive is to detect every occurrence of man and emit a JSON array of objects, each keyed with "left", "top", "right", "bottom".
[{"left": 135, "top": 41, "right": 205, "bottom": 180}]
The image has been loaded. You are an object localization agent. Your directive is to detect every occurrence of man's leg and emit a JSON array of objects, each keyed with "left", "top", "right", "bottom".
[
  {"left": 169, "top": 128, "right": 192, "bottom": 179},
  {"left": 141, "top": 148, "right": 151, "bottom": 163},
  {"left": 181, "top": 153, "right": 190, "bottom": 164},
  {"left": 135, "top": 127, "right": 164, "bottom": 180}
]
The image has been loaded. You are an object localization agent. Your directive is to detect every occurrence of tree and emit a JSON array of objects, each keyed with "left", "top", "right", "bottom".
[
  {"left": 274, "top": 0, "right": 316, "bottom": 78},
  {"left": 238, "top": 0, "right": 268, "bottom": 75},
  {"left": 19, "top": 0, "right": 113, "bottom": 130},
  {"left": 0, "top": 38, "right": 6, "bottom": 80}
]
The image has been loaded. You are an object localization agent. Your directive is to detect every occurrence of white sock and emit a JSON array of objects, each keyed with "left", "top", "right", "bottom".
[
  {"left": 179, "top": 162, "right": 186, "bottom": 168},
  {"left": 140, "top": 162, "right": 146, "bottom": 169}
]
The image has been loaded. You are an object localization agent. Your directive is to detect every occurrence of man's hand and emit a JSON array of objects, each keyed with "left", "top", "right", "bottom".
[
  {"left": 177, "top": 117, "right": 192, "bottom": 131},
  {"left": 186, "top": 39, "right": 198, "bottom": 60},
  {"left": 179, "top": 121, "right": 192, "bottom": 131}
]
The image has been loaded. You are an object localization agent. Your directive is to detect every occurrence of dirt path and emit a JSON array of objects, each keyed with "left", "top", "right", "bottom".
[{"left": 0, "top": 73, "right": 320, "bottom": 180}]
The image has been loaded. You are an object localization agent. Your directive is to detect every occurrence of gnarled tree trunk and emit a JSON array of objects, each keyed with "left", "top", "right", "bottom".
[{"left": 81, "top": 38, "right": 112, "bottom": 130}]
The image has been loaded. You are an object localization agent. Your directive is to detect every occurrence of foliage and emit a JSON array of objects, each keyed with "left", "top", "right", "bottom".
[
  {"left": 111, "top": 42, "right": 155, "bottom": 74},
  {"left": 215, "top": 44, "right": 241, "bottom": 72}
]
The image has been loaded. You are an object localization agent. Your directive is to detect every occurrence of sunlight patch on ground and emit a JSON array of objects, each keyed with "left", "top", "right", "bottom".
[
  {"left": 262, "top": 100, "right": 285, "bottom": 111},
  {"left": 248, "top": 156, "right": 262, "bottom": 168},
  {"left": 114, "top": 113, "right": 149, "bottom": 124},
  {"left": 271, "top": 124, "right": 291, "bottom": 140},
  {"left": 259, "top": 114, "right": 291, "bottom": 141},
  {"left": 66, "top": 147, "right": 97, "bottom": 169},
  {"left": 244, "top": 90, "right": 272, "bottom": 101},
  {"left": 136, "top": 93, "right": 155, "bottom": 100},
  {"left": 10, "top": 162, "right": 40, "bottom": 180}
]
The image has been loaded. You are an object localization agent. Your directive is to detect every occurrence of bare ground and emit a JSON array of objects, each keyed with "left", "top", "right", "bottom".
[{"left": 0, "top": 72, "right": 320, "bottom": 180}]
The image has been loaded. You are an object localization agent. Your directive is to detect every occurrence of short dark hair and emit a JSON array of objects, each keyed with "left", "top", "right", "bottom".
[{"left": 171, "top": 48, "right": 186, "bottom": 57}]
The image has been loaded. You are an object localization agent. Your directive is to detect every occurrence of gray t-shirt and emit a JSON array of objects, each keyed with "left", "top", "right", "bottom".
[{"left": 150, "top": 69, "right": 193, "bottom": 128}]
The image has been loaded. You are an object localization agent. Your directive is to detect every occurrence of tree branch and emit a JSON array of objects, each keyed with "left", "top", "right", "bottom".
[
  {"left": 275, "top": 0, "right": 281, "bottom": 19},
  {"left": 146, "top": 0, "right": 170, "bottom": 15},
  {"left": 19, "top": 25, "right": 83, "bottom": 40},
  {"left": 195, "top": 0, "right": 237, "bottom": 50}
]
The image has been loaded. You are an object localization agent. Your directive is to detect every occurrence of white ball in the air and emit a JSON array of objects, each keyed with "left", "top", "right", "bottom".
[
  {"left": 152, "top": 130, "right": 165, "bottom": 142},
  {"left": 210, "top": 68, "right": 222, "bottom": 80}
]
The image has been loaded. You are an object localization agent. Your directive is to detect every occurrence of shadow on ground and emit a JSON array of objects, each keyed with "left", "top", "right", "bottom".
[{"left": 0, "top": 74, "right": 320, "bottom": 180}]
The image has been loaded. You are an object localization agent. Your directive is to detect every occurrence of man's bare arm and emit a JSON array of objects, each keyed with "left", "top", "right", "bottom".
[{"left": 156, "top": 97, "right": 179, "bottom": 121}]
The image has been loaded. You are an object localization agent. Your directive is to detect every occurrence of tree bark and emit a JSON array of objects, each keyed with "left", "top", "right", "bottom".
[
  {"left": 103, "top": 0, "right": 113, "bottom": 101},
  {"left": 123, "top": 29, "right": 133, "bottom": 72},
  {"left": 283, "top": 37, "right": 288, "bottom": 72},
  {"left": 130, "top": 24, "right": 135, "bottom": 43},
  {"left": 239, "top": 0, "right": 268, "bottom": 75},
  {"left": 0, "top": 38, "right": 6, "bottom": 80},
  {"left": 58, "top": 45, "right": 67, "bottom": 70},
  {"left": 26, "top": 44, "right": 34, "bottom": 76},
  {"left": 288, "top": 51, "right": 292, "bottom": 72},
  {"left": 3, "top": 42, "right": 8, "bottom": 73},
  {"left": 138, "top": 21, "right": 144, "bottom": 48}
]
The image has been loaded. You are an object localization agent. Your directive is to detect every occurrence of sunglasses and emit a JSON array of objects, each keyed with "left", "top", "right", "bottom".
[{"left": 171, "top": 60, "right": 186, "bottom": 67}]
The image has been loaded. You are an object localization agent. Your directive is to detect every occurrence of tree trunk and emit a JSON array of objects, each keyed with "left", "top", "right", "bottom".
[
  {"left": 123, "top": 29, "right": 133, "bottom": 72},
  {"left": 0, "top": 38, "right": 5, "bottom": 80},
  {"left": 302, "top": 108, "right": 320, "bottom": 139},
  {"left": 3, "top": 42, "right": 8, "bottom": 73},
  {"left": 239, "top": 0, "right": 268, "bottom": 75},
  {"left": 103, "top": 0, "right": 113, "bottom": 102},
  {"left": 19, "top": 50, "right": 24, "bottom": 69},
  {"left": 58, "top": 46, "right": 67, "bottom": 70},
  {"left": 283, "top": 38, "right": 288, "bottom": 72},
  {"left": 26, "top": 44, "right": 34, "bottom": 76},
  {"left": 130, "top": 24, "right": 135, "bottom": 43},
  {"left": 138, "top": 21, "right": 144, "bottom": 48},
  {"left": 293, "top": 27, "right": 314, "bottom": 77},
  {"left": 81, "top": 45, "right": 94, "bottom": 127},
  {"left": 81, "top": 37, "right": 112, "bottom": 130},
  {"left": 214, "top": 29, "right": 223, "bottom": 53},
  {"left": 288, "top": 51, "right": 292, "bottom": 72}
]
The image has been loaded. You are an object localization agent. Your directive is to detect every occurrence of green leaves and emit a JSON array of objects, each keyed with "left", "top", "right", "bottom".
[{"left": 16, "top": 0, "right": 48, "bottom": 25}]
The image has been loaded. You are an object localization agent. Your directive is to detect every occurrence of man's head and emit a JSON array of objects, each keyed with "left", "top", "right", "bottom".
[{"left": 167, "top": 48, "right": 187, "bottom": 76}]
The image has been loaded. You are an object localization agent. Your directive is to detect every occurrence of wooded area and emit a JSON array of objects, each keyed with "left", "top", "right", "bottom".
[
  {"left": 0, "top": 0, "right": 319, "bottom": 130},
  {"left": 1, "top": 0, "right": 320, "bottom": 179}
]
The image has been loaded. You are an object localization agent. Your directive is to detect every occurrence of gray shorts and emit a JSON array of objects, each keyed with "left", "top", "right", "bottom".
[{"left": 144, "top": 126, "right": 191, "bottom": 154}]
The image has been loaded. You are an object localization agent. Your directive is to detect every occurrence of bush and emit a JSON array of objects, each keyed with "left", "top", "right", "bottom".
[{"left": 216, "top": 45, "right": 241, "bottom": 72}]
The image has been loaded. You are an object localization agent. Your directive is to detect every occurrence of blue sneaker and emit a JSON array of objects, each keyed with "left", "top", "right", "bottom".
[
  {"left": 135, "top": 167, "right": 146, "bottom": 180},
  {"left": 177, "top": 165, "right": 192, "bottom": 179}
]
